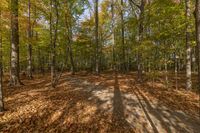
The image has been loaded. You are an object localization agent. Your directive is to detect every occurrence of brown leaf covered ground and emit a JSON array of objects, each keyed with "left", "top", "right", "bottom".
[{"left": 0, "top": 72, "right": 200, "bottom": 132}]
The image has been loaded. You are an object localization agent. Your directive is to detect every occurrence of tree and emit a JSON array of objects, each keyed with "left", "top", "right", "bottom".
[
  {"left": 131, "top": 0, "right": 146, "bottom": 81},
  {"left": 50, "top": 0, "right": 59, "bottom": 87},
  {"left": 50, "top": 0, "right": 54, "bottom": 84},
  {"left": 95, "top": 0, "right": 100, "bottom": 74},
  {"left": 196, "top": 0, "right": 200, "bottom": 88},
  {"left": 120, "top": 0, "right": 126, "bottom": 72},
  {"left": 111, "top": 0, "right": 116, "bottom": 70},
  {"left": 64, "top": 0, "right": 75, "bottom": 75},
  {"left": 0, "top": 7, "right": 4, "bottom": 112},
  {"left": 27, "top": 0, "right": 33, "bottom": 79},
  {"left": 0, "top": 0, "right": 198, "bottom": 91},
  {"left": 10, "top": 0, "right": 22, "bottom": 86},
  {"left": 185, "top": 0, "right": 192, "bottom": 90}
]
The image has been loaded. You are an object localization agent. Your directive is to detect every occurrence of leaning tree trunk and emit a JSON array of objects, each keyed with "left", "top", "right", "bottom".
[
  {"left": 64, "top": 1, "right": 75, "bottom": 75},
  {"left": 196, "top": 0, "right": 200, "bottom": 89},
  {"left": 27, "top": 0, "right": 33, "bottom": 79},
  {"left": 10, "top": 0, "right": 22, "bottom": 86},
  {"left": 0, "top": 9, "right": 4, "bottom": 112},
  {"left": 185, "top": 0, "right": 192, "bottom": 90}
]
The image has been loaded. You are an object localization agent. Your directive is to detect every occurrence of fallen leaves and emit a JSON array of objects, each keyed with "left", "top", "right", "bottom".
[{"left": 0, "top": 72, "right": 199, "bottom": 132}]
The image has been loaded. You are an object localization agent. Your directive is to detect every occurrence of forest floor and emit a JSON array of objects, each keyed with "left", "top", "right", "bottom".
[{"left": 0, "top": 72, "right": 200, "bottom": 133}]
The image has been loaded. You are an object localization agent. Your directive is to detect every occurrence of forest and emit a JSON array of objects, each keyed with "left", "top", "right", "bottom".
[{"left": 0, "top": 0, "right": 200, "bottom": 132}]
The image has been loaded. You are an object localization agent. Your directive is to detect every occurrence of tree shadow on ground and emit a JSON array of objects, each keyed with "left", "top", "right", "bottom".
[
  {"left": 1, "top": 73, "right": 200, "bottom": 132},
  {"left": 107, "top": 72, "right": 134, "bottom": 132},
  {"left": 129, "top": 80, "right": 200, "bottom": 133},
  {"left": 137, "top": 79, "right": 200, "bottom": 118}
]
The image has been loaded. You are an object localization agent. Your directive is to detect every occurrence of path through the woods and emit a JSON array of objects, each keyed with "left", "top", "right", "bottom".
[{"left": 0, "top": 72, "right": 200, "bottom": 132}]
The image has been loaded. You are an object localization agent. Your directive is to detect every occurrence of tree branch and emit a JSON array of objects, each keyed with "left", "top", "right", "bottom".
[{"left": 129, "top": 0, "right": 140, "bottom": 9}]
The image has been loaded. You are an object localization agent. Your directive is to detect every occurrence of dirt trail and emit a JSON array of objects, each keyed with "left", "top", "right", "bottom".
[{"left": 0, "top": 73, "right": 200, "bottom": 132}]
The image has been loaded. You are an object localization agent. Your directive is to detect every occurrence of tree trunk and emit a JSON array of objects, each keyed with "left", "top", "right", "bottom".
[
  {"left": 137, "top": 0, "right": 145, "bottom": 81},
  {"left": 111, "top": 0, "right": 116, "bottom": 71},
  {"left": 196, "top": 0, "right": 200, "bottom": 89},
  {"left": 50, "top": 0, "right": 54, "bottom": 82},
  {"left": 10, "top": 0, "right": 22, "bottom": 86},
  {"left": 0, "top": 46, "right": 3, "bottom": 112},
  {"left": 185, "top": 0, "right": 192, "bottom": 90},
  {"left": 27, "top": 0, "right": 33, "bottom": 79},
  {"left": 95, "top": 0, "right": 99, "bottom": 74},
  {"left": 50, "top": 0, "right": 58, "bottom": 87},
  {"left": 121, "top": 0, "right": 126, "bottom": 73},
  {"left": 69, "top": 41, "right": 75, "bottom": 74},
  {"left": 68, "top": 14, "right": 75, "bottom": 75},
  {"left": 0, "top": 9, "right": 4, "bottom": 112},
  {"left": 64, "top": 1, "right": 75, "bottom": 75},
  {"left": 174, "top": 52, "right": 179, "bottom": 90},
  {"left": 38, "top": 48, "right": 44, "bottom": 74},
  {"left": 164, "top": 55, "right": 168, "bottom": 88}
]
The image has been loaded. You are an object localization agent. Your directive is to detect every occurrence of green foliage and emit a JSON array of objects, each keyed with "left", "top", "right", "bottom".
[{"left": 0, "top": 0, "right": 197, "bottom": 73}]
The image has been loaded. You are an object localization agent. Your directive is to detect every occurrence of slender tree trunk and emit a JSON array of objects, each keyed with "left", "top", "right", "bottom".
[
  {"left": 175, "top": 53, "right": 178, "bottom": 90},
  {"left": 111, "top": 0, "right": 116, "bottom": 71},
  {"left": 0, "top": 9, "right": 4, "bottom": 112},
  {"left": 50, "top": 0, "right": 54, "bottom": 82},
  {"left": 164, "top": 55, "right": 168, "bottom": 88},
  {"left": 99, "top": 33, "right": 101, "bottom": 71},
  {"left": 192, "top": 49, "right": 196, "bottom": 73},
  {"left": 64, "top": 1, "right": 75, "bottom": 75},
  {"left": 0, "top": 44, "right": 3, "bottom": 112},
  {"left": 38, "top": 48, "right": 44, "bottom": 74},
  {"left": 68, "top": 16, "right": 75, "bottom": 75},
  {"left": 95, "top": 0, "right": 99, "bottom": 74},
  {"left": 69, "top": 41, "right": 75, "bottom": 74},
  {"left": 10, "top": 0, "right": 22, "bottom": 86},
  {"left": 27, "top": 0, "right": 33, "bottom": 79},
  {"left": 53, "top": 0, "right": 58, "bottom": 84},
  {"left": 195, "top": 1, "right": 200, "bottom": 115},
  {"left": 50, "top": 0, "right": 58, "bottom": 87},
  {"left": 65, "top": 46, "right": 69, "bottom": 70},
  {"left": 137, "top": 0, "right": 145, "bottom": 81},
  {"left": 120, "top": 0, "right": 126, "bottom": 72},
  {"left": 185, "top": 0, "right": 192, "bottom": 90},
  {"left": 196, "top": 0, "right": 200, "bottom": 88}
]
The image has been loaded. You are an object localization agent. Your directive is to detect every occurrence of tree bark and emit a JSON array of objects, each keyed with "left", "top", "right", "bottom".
[
  {"left": 50, "top": 0, "right": 54, "bottom": 82},
  {"left": 64, "top": 1, "right": 75, "bottom": 75},
  {"left": 164, "top": 54, "right": 168, "bottom": 88},
  {"left": 27, "top": 0, "right": 33, "bottom": 79},
  {"left": 95, "top": 0, "right": 99, "bottom": 74},
  {"left": 120, "top": 0, "right": 126, "bottom": 72},
  {"left": 185, "top": 0, "right": 192, "bottom": 90},
  {"left": 10, "top": 0, "right": 22, "bottom": 86},
  {"left": 196, "top": 0, "right": 200, "bottom": 89},
  {"left": 175, "top": 55, "right": 178, "bottom": 90},
  {"left": 111, "top": 0, "right": 116, "bottom": 71},
  {"left": 0, "top": 9, "right": 4, "bottom": 112},
  {"left": 50, "top": 0, "right": 58, "bottom": 87},
  {"left": 69, "top": 42, "right": 75, "bottom": 74},
  {"left": 137, "top": 0, "right": 145, "bottom": 81}
]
